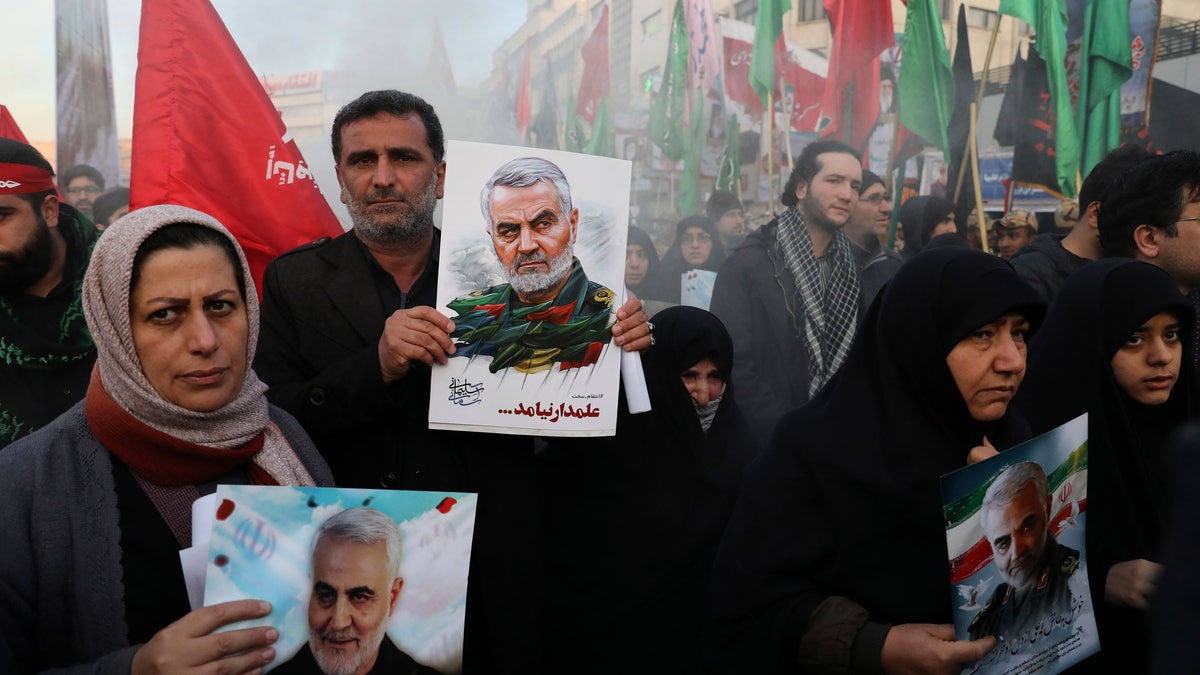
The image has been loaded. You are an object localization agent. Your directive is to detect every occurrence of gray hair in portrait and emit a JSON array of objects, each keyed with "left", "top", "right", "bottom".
[
  {"left": 479, "top": 156, "right": 574, "bottom": 232},
  {"left": 979, "top": 461, "right": 1050, "bottom": 532},
  {"left": 312, "top": 506, "right": 403, "bottom": 578}
]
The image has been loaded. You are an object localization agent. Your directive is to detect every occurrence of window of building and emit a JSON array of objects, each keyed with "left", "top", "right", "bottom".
[
  {"left": 734, "top": 0, "right": 756, "bottom": 23},
  {"left": 967, "top": 7, "right": 998, "bottom": 29},
  {"left": 795, "top": 0, "right": 823, "bottom": 22},
  {"left": 642, "top": 9, "right": 663, "bottom": 38},
  {"left": 938, "top": 0, "right": 953, "bottom": 20}
]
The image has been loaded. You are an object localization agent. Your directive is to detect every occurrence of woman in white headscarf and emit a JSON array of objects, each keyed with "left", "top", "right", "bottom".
[{"left": 0, "top": 205, "right": 333, "bottom": 674}]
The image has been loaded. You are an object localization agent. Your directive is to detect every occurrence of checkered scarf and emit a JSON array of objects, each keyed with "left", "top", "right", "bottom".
[{"left": 776, "top": 207, "right": 860, "bottom": 397}]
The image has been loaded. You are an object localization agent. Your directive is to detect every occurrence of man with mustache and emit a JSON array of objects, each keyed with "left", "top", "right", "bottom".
[
  {"left": 275, "top": 508, "right": 436, "bottom": 675},
  {"left": 0, "top": 138, "right": 98, "bottom": 449},
  {"left": 446, "top": 156, "right": 615, "bottom": 374},
  {"left": 969, "top": 461, "right": 1080, "bottom": 643},
  {"left": 255, "top": 90, "right": 651, "bottom": 671},
  {"left": 710, "top": 140, "right": 870, "bottom": 447}
]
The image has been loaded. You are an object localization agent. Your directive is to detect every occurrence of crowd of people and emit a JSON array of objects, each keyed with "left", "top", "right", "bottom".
[{"left": 1, "top": 87, "right": 1198, "bottom": 675}]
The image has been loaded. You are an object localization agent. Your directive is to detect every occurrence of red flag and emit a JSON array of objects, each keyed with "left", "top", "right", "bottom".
[
  {"left": 723, "top": 35, "right": 764, "bottom": 112},
  {"left": 0, "top": 106, "right": 29, "bottom": 144},
  {"left": 819, "top": 0, "right": 894, "bottom": 152},
  {"left": 777, "top": 50, "right": 827, "bottom": 132},
  {"left": 130, "top": 0, "right": 342, "bottom": 294},
  {"left": 426, "top": 21, "right": 458, "bottom": 103},
  {"left": 515, "top": 44, "right": 532, "bottom": 136},
  {"left": 576, "top": 5, "right": 610, "bottom": 125}
]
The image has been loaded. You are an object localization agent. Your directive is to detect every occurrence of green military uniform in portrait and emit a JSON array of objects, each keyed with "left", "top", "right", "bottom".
[
  {"left": 447, "top": 259, "right": 614, "bottom": 373},
  {"left": 968, "top": 536, "right": 1081, "bottom": 643}
]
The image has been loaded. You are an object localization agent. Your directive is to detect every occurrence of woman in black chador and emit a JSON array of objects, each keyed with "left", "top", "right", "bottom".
[
  {"left": 709, "top": 247, "right": 1044, "bottom": 673},
  {"left": 1017, "top": 259, "right": 1193, "bottom": 673},
  {"left": 540, "top": 306, "right": 760, "bottom": 673}
]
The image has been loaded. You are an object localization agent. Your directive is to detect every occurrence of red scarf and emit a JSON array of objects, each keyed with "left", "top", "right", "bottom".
[{"left": 85, "top": 370, "right": 276, "bottom": 486}]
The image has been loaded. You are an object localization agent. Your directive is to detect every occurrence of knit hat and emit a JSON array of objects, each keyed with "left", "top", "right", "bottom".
[{"left": 706, "top": 190, "right": 743, "bottom": 220}]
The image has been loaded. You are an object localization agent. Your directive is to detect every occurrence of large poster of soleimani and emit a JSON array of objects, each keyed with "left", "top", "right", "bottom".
[
  {"left": 203, "top": 485, "right": 476, "bottom": 674},
  {"left": 941, "top": 414, "right": 1098, "bottom": 675},
  {"left": 429, "top": 140, "right": 631, "bottom": 436}
]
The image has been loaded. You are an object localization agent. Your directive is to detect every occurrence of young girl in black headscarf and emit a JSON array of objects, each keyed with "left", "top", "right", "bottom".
[
  {"left": 709, "top": 247, "right": 1044, "bottom": 673},
  {"left": 540, "top": 307, "right": 759, "bottom": 673},
  {"left": 1016, "top": 259, "right": 1193, "bottom": 673},
  {"left": 625, "top": 225, "right": 668, "bottom": 303}
]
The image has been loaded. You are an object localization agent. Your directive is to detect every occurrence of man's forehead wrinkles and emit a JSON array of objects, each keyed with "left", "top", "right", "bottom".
[{"left": 494, "top": 204, "right": 559, "bottom": 224}]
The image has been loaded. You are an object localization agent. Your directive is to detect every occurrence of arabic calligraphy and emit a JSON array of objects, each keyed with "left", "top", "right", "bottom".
[
  {"left": 448, "top": 378, "right": 483, "bottom": 406},
  {"left": 498, "top": 401, "right": 601, "bottom": 423},
  {"left": 971, "top": 591, "right": 1088, "bottom": 669},
  {"left": 265, "top": 145, "right": 314, "bottom": 186}
]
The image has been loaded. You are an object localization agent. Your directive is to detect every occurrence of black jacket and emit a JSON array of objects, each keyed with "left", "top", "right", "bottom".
[
  {"left": 709, "top": 218, "right": 872, "bottom": 445},
  {"left": 1008, "top": 233, "right": 1091, "bottom": 304},
  {"left": 255, "top": 230, "right": 538, "bottom": 674}
]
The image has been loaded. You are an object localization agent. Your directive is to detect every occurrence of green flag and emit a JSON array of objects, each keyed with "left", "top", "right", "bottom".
[
  {"left": 998, "top": 0, "right": 1080, "bottom": 196},
  {"left": 715, "top": 113, "right": 740, "bottom": 193},
  {"left": 897, "top": 0, "right": 955, "bottom": 159},
  {"left": 678, "top": 89, "right": 705, "bottom": 216},
  {"left": 564, "top": 93, "right": 584, "bottom": 152},
  {"left": 1077, "top": 0, "right": 1132, "bottom": 177},
  {"left": 749, "top": 0, "right": 791, "bottom": 105},
  {"left": 647, "top": 0, "right": 688, "bottom": 162},
  {"left": 583, "top": 98, "right": 613, "bottom": 157}
]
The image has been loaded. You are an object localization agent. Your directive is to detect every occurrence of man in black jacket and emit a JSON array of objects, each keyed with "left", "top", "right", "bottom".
[
  {"left": 0, "top": 138, "right": 97, "bottom": 449},
  {"left": 254, "top": 90, "right": 651, "bottom": 673},
  {"left": 1011, "top": 145, "right": 1147, "bottom": 302},
  {"left": 710, "top": 140, "right": 870, "bottom": 445}
]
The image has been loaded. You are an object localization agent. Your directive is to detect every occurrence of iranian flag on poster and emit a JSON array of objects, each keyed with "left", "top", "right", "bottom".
[{"left": 940, "top": 414, "right": 1098, "bottom": 675}]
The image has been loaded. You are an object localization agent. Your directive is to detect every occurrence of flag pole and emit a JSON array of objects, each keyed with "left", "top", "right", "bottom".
[
  {"left": 968, "top": 101, "right": 990, "bottom": 254},
  {"left": 953, "top": 16, "right": 1002, "bottom": 202},
  {"left": 885, "top": 90, "right": 900, "bottom": 198},
  {"left": 889, "top": 161, "right": 905, "bottom": 250},
  {"left": 767, "top": 89, "right": 775, "bottom": 217},
  {"left": 779, "top": 77, "right": 794, "bottom": 174}
]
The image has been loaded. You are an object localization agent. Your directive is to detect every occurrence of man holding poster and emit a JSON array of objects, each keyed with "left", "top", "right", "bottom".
[
  {"left": 255, "top": 90, "right": 651, "bottom": 671},
  {"left": 447, "top": 157, "right": 615, "bottom": 374}
]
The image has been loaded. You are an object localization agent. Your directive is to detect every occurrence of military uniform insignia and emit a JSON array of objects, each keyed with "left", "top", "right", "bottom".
[
  {"left": 969, "top": 597, "right": 993, "bottom": 631},
  {"left": 1037, "top": 567, "right": 1051, "bottom": 590},
  {"left": 512, "top": 347, "right": 562, "bottom": 374},
  {"left": 591, "top": 288, "right": 614, "bottom": 307}
]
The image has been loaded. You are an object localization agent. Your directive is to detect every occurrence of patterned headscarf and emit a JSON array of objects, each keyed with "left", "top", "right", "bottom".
[{"left": 83, "top": 204, "right": 275, "bottom": 447}]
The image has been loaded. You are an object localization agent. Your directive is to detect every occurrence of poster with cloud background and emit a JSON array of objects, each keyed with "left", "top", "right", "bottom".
[
  {"left": 429, "top": 140, "right": 631, "bottom": 437},
  {"left": 203, "top": 485, "right": 475, "bottom": 674}
]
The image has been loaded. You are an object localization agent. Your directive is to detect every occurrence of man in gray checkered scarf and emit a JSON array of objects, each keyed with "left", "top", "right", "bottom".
[{"left": 710, "top": 140, "right": 870, "bottom": 446}]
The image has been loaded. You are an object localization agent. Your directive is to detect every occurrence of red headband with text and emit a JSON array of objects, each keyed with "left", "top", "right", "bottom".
[{"left": 0, "top": 162, "right": 57, "bottom": 195}]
